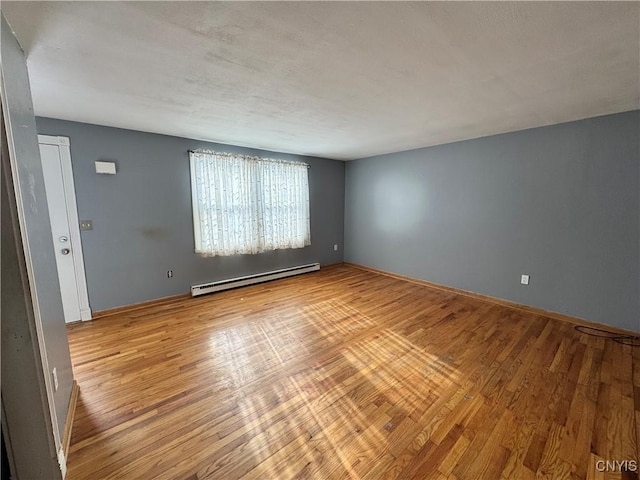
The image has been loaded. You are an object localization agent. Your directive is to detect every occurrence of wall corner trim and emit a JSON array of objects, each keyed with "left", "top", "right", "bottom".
[{"left": 62, "top": 381, "right": 79, "bottom": 461}]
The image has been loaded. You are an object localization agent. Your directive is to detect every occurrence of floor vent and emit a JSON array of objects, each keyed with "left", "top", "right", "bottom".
[{"left": 191, "top": 262, "right": 320, "bottom": 297}]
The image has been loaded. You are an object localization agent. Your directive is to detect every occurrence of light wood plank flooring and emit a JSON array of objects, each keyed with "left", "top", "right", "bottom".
[{"left": 66, "top": 264, "right": 639, "bottom": 479}]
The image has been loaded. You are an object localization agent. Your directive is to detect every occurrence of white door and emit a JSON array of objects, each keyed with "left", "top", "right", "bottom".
[{"left": 38, "top": 135, "right": 91, "bottom": 323}]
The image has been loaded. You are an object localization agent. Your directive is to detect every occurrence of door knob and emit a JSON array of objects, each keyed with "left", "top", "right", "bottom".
[{"left": 61, "top": 248, "right": 71, "bottom": 255}]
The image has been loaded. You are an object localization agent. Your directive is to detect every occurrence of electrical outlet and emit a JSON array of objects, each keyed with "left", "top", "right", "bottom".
[
  {"left": 52, "top": 367, "right": 59, "bottom": 391},
  {"left": 167, "top": 270, "right": 173, "bottom": 278},
  {"left": 333, "top": 244, "right": 338, "bottom": 251},
  {"left": 520, "top": 274, "right": 530, "bottom": 285},
  {"left": 79, "top": 220, "right": 93, "bottom": 231}
]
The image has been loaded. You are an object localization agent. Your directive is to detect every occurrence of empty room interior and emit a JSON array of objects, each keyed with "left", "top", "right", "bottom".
[{"left": 2, "top": 2, "right": 640, "bottom": 480}]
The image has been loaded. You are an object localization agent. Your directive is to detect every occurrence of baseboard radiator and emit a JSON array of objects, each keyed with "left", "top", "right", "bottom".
[{"left": 191, "top": 262, "right": 320, "bottom": 297}]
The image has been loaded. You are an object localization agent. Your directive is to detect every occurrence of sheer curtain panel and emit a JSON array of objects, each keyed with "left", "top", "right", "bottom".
[{"left": 190, "top": 150, "right": 310, "bottom": 257}]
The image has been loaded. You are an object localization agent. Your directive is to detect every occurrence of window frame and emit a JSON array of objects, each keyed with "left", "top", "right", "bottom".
[{"left": 189, "top": 150, "right": 310, "bottom": 257}]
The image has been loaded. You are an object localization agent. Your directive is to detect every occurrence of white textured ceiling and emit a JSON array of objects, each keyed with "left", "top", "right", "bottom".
[{"left": 2, "top": 1, "right": 639, "bottom": 160}]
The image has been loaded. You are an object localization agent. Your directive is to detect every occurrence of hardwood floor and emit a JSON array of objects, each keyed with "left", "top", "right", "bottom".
[{"left": 66, "top": 265, "right": 639, "bottom": 480}]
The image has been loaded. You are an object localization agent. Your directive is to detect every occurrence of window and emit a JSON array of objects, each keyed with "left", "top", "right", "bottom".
[{"left": 189, "top": 150, "right": 311, "bottom": 257}]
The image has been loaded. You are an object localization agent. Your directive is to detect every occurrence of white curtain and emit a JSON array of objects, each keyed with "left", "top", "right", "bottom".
[{"left": 190, "top": 150, "right": 311, "bottom": 257}]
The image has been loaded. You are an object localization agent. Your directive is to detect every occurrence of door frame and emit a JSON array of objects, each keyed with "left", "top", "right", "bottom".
[{"left": 38, "top": 134, "right": 91, "bottom": 321}]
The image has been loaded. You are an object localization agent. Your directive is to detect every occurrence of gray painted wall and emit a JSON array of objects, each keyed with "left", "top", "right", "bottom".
[
  {"left": 35, "top": 118, "right": 345, "bottom": 312},
  {"left": 345, "top": 111, "right": 640, "bottom": 332},
  {"left": 1, "top": 14, "right": 70, "bottom": 478}
]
